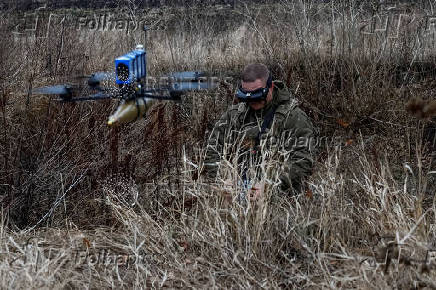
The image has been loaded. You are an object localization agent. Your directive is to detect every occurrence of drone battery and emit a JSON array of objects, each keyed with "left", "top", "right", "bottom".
[
  {"left": 132, "top": 49, "right": 146, "bottom": 81},
  {"left": 135, "top": 48, "right": 146, "bottom": 80},
  {"left": 115, "top": 48, "right": 147, "bottom": 85}
]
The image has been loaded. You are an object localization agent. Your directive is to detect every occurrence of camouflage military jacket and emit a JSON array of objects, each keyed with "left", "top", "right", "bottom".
[{"left": 204, "top": 80, "right": 317, "bottom": 192}]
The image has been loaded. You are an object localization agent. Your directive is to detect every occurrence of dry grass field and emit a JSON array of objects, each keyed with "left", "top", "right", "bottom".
[{"left": 1, "top": 1, "right": 436, "bottom": 288}]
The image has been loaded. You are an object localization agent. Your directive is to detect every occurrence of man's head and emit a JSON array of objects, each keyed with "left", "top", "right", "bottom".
[{"left": 238, "top": 63, "right": 274, "bottom": 110}]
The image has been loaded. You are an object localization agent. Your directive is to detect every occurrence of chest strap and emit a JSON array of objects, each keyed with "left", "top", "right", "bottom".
[{"left": 255, "top": 104, "right": 278, "bottom": 147}]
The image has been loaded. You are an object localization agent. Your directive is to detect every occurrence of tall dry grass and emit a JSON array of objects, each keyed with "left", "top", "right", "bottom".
[{"left": 1, "top": 0, "right": 436, "bottom": 288}]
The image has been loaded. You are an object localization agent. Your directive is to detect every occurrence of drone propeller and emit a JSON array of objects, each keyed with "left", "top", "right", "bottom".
[
  {"left": 166, "top": 71, "right": 205, "bottom": 80},
  {"left": 87, "top": 72, "right": 115, "bottom": 88},
  {"left": 170, "top": 81, "right": 215, "bottom": 92},
  {"left": 32, "top": 85, "right": 73, "bottom": 96},
  {"left": 161, "top": 71, "right": 217, "bottom": 93},
  {"left": 57, "top": 92, "right": 116, "bottom": 102}
]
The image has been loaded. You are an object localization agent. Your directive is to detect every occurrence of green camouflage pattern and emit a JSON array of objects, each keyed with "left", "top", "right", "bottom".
[{"left": 204, "top": 80, "right": 317, "bottom": 193}]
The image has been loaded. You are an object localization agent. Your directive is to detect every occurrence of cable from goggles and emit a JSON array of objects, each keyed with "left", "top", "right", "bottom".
[{"left": 235, "top": 73, "right": 272, "bottom": 102}]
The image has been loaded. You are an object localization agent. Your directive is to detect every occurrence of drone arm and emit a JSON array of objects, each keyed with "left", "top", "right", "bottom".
[{"left": 58, "top": 92, "right": 116, "bottom": 102}]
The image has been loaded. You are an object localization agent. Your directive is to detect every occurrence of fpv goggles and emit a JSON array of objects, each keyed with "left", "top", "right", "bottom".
[{"left": 235, "top": 74, "right": 272, "bottom": 102}]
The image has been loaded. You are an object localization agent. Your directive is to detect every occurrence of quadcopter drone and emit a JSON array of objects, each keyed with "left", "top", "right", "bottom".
[{"left": 32, "top": 41, "right": 215, "bottom": 126}]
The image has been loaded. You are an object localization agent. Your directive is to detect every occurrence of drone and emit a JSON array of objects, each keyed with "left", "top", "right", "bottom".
[{"left": 32, "top": 35, "right": 216, "bottom": 126}]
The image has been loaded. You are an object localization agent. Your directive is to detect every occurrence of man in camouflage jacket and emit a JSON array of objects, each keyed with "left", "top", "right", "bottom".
[{"left": 203, "top": 64, "right": 317, "bottom": 195}]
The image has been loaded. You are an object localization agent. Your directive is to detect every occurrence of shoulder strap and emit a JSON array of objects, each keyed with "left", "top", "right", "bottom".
[{"left": 255, "top": 104, "right": 278, "bottom": 147}]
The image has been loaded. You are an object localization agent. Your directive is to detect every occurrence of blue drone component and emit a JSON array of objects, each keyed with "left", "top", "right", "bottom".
[{"left": 115, "top": 48, "right": 147, "bottom": 85}]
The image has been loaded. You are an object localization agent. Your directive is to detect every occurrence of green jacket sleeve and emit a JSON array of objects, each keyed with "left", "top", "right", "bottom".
[{"left": 279, "top": 107, "right": 316, "bottom": 192}]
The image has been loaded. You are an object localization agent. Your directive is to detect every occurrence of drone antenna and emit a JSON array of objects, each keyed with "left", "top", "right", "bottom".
[{"left": 142, "top": 25, "right": 149, "bottom": 50}]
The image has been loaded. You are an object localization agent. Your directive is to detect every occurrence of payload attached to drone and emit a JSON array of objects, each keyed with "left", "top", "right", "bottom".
[{"left": 32, "top": 43, "right": 215, "bottom": 126}]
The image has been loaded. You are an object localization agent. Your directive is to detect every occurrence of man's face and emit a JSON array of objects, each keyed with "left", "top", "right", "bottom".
[{"left": 241, "top": 78, "right": 273, "bottom": 111}]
